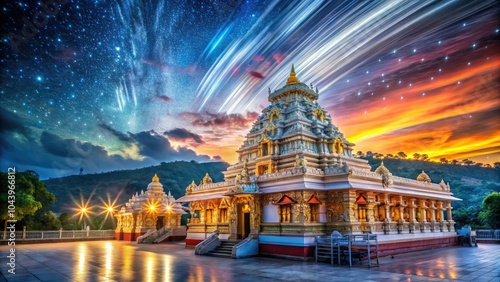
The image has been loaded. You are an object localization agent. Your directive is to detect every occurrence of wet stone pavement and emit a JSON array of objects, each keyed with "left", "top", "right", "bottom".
[{"left": 1, "top": 241, "right": 499, "bottom": 282}]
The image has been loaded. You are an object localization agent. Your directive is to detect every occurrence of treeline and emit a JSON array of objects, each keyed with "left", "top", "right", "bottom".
[
  {"left": 43, "top": 160, "right": 229, "bottom": 214},
  {"left": 355, "top": 151, "right": 500, "bottom": 168}
]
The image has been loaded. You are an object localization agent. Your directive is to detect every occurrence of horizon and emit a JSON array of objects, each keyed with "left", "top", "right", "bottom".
[{"left": 1, "top": 1, "right": 499, "bottom": 179}]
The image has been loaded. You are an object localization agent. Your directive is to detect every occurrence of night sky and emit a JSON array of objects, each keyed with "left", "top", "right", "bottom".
[{"left": 0, "top": 0, "right": 498, "bottom": 179}]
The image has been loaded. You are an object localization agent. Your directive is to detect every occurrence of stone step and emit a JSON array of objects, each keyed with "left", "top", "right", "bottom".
[{"left": 206, "top": 252, "right": 232, "bottom": 258}]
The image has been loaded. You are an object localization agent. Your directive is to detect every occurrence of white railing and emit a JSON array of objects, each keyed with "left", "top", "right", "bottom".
[
  {"left": 475, "top": 229, "right": 500, "bottom": 240},
  {"left": 1, "top": 230, "right": 115, "bottom": 241}
]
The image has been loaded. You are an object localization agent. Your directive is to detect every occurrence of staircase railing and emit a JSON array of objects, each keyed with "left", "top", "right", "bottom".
[
  {"left": 232, "top": 233, "right": 259, "bottom": 258},
  {"left": 153, "top": 227, "right": 173, "bottom": 243},
  {"left": 195, "top": 230, "right": 220, "bottom": 255},
  {"left": 137, "top": 229, "right": 156, "bottom": 243}
]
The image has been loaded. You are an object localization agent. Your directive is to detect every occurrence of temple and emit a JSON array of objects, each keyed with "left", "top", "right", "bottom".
[
  {"left": 177, "top": 66, "right": 461, "bottom": 258},
  {"left": 114, "top": 174, "right": 187, "bottom": 242}
]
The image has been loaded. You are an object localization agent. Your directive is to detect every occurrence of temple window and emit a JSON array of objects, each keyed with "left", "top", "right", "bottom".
[
  {"left": 257, "top": 164, "right": 269, "bottom": 176},
  {"left": 262, "top": 143, "right": 269, "bottom": 156},
  {"left": 276, "top": 195, "right": 295, "bottom": 223},
  {"left": 307, "top": 195, "right": 321, "bottom": 222},
  {"left": 310, "top": 204, "right": 319, "bottom": 222},
  {"left": 219, "top": 208, "right": 228, "bottom": 223},
  {"left": 355, "top": 195, "right": 368, "bottom": 222},
  {"left": 192, "top": 210, "right": 201, "bottom": 223}
]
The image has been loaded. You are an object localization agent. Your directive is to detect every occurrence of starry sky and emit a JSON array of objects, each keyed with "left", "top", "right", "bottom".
[{"left": 0, "top": 0, "right": 499, "bottom": 179}]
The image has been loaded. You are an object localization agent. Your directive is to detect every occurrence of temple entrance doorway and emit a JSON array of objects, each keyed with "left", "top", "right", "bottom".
[
  {"left": 156, "top": 216, "right": 165, "bottom": 230},
  {"left": 237, "top": 203, "right": 251, "bottom": 239}
]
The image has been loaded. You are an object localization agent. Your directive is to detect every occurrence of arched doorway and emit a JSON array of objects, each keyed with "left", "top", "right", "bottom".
[{"left": 237, "top": 202, "right": 251, "bottom": 239}]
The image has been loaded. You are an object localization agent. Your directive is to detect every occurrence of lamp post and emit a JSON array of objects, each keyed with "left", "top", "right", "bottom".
[{"left": 80, "top": 207, "right": 87, "bottom": 230}]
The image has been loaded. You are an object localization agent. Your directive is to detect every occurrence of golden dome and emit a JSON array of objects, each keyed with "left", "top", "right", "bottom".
[
  {"left": 152, "top": 174, "right": 159, "bottom": 182},
  {"left": 375, "top": 161, "right": 390, "bottom": 174},
  {"left": 417, "top": 170, "right": 431, "bottom": 183},
  {"left": 286, "top": 64, "right": 300, "bottom": 85}
]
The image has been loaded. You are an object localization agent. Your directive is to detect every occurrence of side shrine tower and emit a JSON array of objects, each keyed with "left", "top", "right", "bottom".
[
  {"left": 177, "top": 66, "right": 460, "bottom": 258},
  {"left": 115, "top": 174, "right": 187, "bottom": 242}
]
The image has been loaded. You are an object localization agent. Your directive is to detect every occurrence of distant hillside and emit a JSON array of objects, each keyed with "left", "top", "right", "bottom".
[
  {"left": 362, "top": 157, "right": 500, "bottom": 212},
  {"left": 44, "top": 161, "right": 229, "bottom": 213}
]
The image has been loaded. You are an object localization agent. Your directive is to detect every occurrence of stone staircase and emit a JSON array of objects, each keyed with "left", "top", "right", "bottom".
[{"left": 206, "top": 240, "right": 238, "bottom": 258}]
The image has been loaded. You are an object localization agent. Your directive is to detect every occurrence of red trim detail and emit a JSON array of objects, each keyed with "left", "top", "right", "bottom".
[
  {"left": 186, "top": 239, "right": 203, "bottom": 246},
  {"left": 355, "top": 195, "right": 367, "bottom": 204},
  {"left": 277, "top": 195, "right": 295, "bottom": 204},
  {"left": 307, "top": 196, "right": 321, "bottom": 204},
  {"left": 259, "top": 243, "right": 314, "bottom": 257}
]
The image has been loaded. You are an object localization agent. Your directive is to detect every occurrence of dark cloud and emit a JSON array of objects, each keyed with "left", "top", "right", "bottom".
[
  {"left": 164, "top": 128, "right": 204, "bottom": 144},
  {"left": 0, "top": 107, "right": 33, "bottom": 139},
  {"left": 129, "top": 130, "right": 176, "bottom": 160},
  {"left": 180, "top": 111, "right": 259, "bottom": 130},
  {"left": 0, "top": 125, "right": 220, "bottom": 179},
  {"left": 99, "top": 123, "right": 134, "bottom": 142}
]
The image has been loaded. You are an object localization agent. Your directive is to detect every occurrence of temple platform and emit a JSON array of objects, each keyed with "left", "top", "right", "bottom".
[{"left": 1, "top": 240, "right": 498, "bottom": 281}]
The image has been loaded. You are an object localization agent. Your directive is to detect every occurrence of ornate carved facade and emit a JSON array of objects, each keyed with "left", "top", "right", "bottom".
[{"left": 177, "top": 67, "right": 460, "bottom": 256}]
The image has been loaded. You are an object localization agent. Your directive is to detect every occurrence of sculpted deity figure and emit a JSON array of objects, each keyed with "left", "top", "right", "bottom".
[
  {"left": 334, "top": 138, "right": 344, "bottom": 154},
  {"left": 294, "top": 155, "right": 307, "bottom": 167}
]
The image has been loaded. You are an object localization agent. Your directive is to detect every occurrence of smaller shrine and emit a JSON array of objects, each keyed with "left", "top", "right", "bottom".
[{"left": 114, "top": 174, "right": 187, "bottom": 241}]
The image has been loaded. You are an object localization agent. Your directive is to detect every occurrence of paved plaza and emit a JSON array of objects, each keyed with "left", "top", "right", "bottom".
[{"left": 1, "top": 240, "right": 499, "bottom": 282}]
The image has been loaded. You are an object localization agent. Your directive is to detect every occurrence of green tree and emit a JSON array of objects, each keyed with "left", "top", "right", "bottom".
[
  {"left": 478, "top": 192, "right": 500, "bottom": 228},
  {"left": 59, "top": 212, "right": 76, "bottom": 230},
  {"left": 397, "top": 152, "right": 407, "bottom": 159},
  {"left": 1, "top": 170, "right": 44, "bottom": 230}
]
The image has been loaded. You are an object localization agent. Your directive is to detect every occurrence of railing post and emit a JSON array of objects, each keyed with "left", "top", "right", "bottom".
[
  {"left": 23, "top": 226, "right": 26, "bottom": 240},
  {"left": 86, "top": 226, "right": 90, "bottom": 238},
  {"left": 60, "top": 228, "right": 63, "bottom": 238},
  {"left": 73, "top": 230, "right": 75, "bottom": 238},
  {"left": 41, "top": 231, "right": 44, "bottom": 239}
]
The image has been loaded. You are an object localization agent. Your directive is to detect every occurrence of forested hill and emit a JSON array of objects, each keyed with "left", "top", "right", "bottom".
[
  {"left": 44, "top": 161, "right": 229, "bottom": 213},
  {"left": 362, "top": 157, "right": 500, "bottom": 213},
  {"left": 44, "top": 158, "right": 499, "bottom": 219}
]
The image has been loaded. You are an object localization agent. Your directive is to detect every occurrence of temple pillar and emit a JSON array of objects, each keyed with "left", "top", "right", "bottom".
[
  {"left": 409, "top": 198, "right": 417, "bottom": 222},
  {"left": 419, "top": 200, "right": 427, "bottom": 223},
  {"left": 383, "top": 194, "right": 391, "bottom": 221},
  {"left": 366, "top": 192, "right": 376, "bottom": 223},
  {"left": 446, "top": 201, "right": 455, "bottom": 232},
  {"left": 408, "top": 198, "right": 417, "bottom": 233},
  {"left": 430, "top": 200, "right": 436, "bottom": 222}
]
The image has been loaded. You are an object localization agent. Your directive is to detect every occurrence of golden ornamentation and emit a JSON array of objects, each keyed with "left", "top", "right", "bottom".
[
  {"left": 286, "top": 64, "right": 300, "bottom": 85},
  {"left": 334, "top": 138, "right": 344, "bottom": 154},
  {"left": 268, "top": 107, "right": 281, "bottom": 123},
  {"left": 202, "top": 172, "right": 213, "bottom": 185},
  {"left": 152, "top": 173, "right": 159, "bottom": 182},
  {"left": 186, "top": 180, "right": 196, "bottom": 194},
  {"left": 312, "top": 108, "right": 325, "bottom": 122},
  {"left": 326, "top": 191, "right": 344, "bottom": 222}
]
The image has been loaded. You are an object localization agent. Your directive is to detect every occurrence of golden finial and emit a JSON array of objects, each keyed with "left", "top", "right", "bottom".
[
  {"left": 286, "top": 64, "right": 299, "bottom": 85},
  {"left": 152, "top": 174, "right": 159, "bottom": 182}
]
